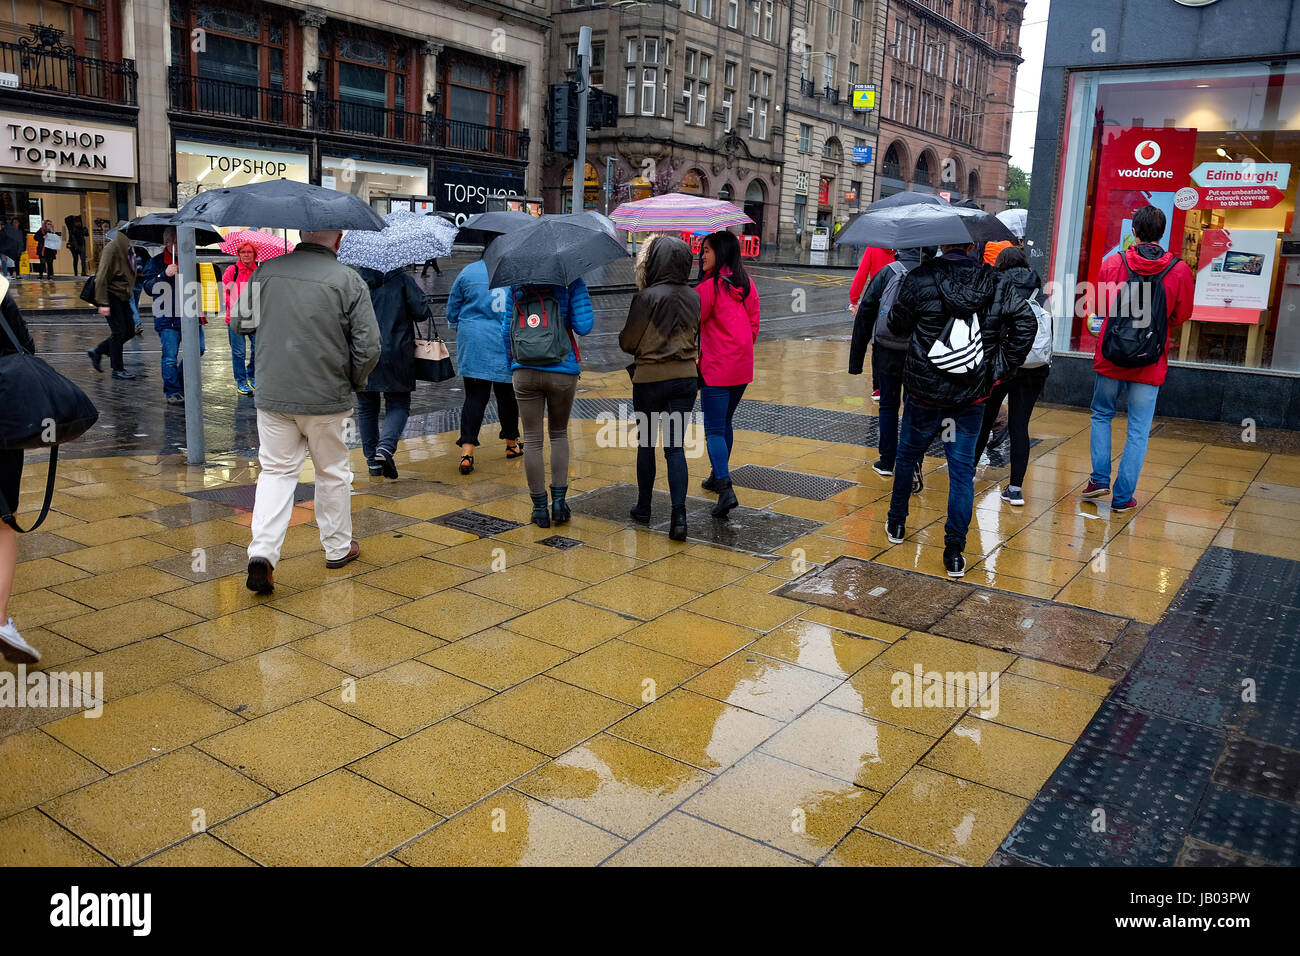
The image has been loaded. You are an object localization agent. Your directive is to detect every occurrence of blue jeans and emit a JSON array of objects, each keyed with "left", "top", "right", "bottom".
[
  {"left": 699, "top": 383, "right": 746, "bottom": 481},
  {"left": 1089, "top": 373, "right": 1159, "bottom": 503},
  {"left": 888, "top": 397, "right": 984, "bottom": 550},
  {"left": 355, "top": 391, "right": 412, "bottom": 460},
  {"left": 229, "top": 327, "right": 256, "bottom": 384},
  {"left": 158, "top": 325, "right": 205, "bottom": 398}
]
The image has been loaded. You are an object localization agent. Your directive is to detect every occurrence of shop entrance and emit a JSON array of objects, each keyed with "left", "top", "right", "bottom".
[{"left": 0, "top": 185, "right": 111, "bottom": 277}]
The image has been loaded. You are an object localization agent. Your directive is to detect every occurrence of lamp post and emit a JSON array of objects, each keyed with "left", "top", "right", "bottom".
[
  {"left": 176, "top": 224, "right": 205, "bottom": 465},
  {"left": 570, "top": 26, "right": 592, "bottom": 215}
]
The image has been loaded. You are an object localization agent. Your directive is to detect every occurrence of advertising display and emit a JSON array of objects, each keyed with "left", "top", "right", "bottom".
[
  {"left": 1193, "top": 229, "right": 1278, "bottom": 312},
  {"left": 433, "top": 164, "right": 526, "bottom": 225}
]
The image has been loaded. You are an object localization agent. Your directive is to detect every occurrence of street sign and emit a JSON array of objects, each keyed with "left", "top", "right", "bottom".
[
  {"left": 939, "top": 190, "right": 952, "bottom": 201},
  {"left": 0, "top": 73, "right": 18, "bottom": 90},
  {"left": 851, "top": 85, "right": 876, "bottom": 111},
  {"left": 852, "top": 146, "right": 873, "bottom": 164}
]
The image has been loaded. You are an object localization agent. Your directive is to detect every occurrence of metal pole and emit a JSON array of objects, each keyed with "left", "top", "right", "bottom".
[
  {"left": 177, "top": 225, "right": 205, "bottom": 464},
  {"left": 571, "top": 25, "right": 591, "bottom": 214}
]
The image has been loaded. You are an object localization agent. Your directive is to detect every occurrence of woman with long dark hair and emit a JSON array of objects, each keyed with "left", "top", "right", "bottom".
[{"left": 696, "top": 230, "right": 760, "bottom": 518}]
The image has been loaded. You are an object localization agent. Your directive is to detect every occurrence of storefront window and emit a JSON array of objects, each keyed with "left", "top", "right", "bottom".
[
  {"left": 322, "top": 156, "right": 429, "bottom": 214},
  {"left": 1052, "top": 59, "right": 1300, "bottom": 372},
  {"left": 174, "top": 139, "right": 308, "bottom": 240}
]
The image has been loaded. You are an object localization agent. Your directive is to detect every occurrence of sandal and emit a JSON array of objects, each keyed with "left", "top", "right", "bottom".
[
  {"left": 459, "top": 454, "right": 474, "bottom": 475},
  {"left": 505, "top": 442, "right": 523, "bottom": 459}
]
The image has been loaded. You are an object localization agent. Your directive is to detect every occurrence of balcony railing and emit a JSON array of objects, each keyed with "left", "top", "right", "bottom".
[
  {"left": 1, "top": 30, "right": 137, "bottom": 106},
  {"left": 168, "top": 69, "right": 530, "bottom": 160}
]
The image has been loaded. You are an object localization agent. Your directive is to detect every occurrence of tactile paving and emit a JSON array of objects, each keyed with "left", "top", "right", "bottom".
[
  {"left": 433, "top": 510, "right": 524, "bottom": 537},
  {"left": 1213, "top": 738, "right": 1300, "bottom": 805},
  {"left": 1189, "top": 785, "right": 1300, "bottom": 866},
  {"left": 1236, "top": 659, "right": 1300, "bottom": 751},
  {"left": 1113, "top": 639, "right": 1250, "bottom": 729},
  {"left": 1074, "top": 700, "right": 1224, "bottom": 776},
  {"left": 1001, "top": 788, "right": 1183, "bottom": 867},
  {"left": 728, "top": 465, "right": 856, "bottom": 501},
  {"left": 1046, "top": 743, "right": 1209, "bottom": 833}
]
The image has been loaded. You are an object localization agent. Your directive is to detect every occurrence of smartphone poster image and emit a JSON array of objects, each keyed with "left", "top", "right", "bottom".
[{"left": 1193, "top": 228, "right": 1279, "bottom": 311}]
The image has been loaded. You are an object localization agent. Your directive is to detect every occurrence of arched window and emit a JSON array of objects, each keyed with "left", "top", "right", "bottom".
[
  {"left": 914, "top": 153, "right": 931, "bottom": 186},
  {"left": 883, "top": 144, "right": 902, "bottom": 179},
  {"left": 968, "top": 170, "right": 980, "bottom": 200}
]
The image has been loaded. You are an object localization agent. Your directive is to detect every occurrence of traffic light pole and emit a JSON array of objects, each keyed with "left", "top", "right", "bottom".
[
  {"left": 177, "top": 225, "right": 205, "bottom": 465},
  {"left": 571, "top": 26, "right": 591, "bottom": 214}
]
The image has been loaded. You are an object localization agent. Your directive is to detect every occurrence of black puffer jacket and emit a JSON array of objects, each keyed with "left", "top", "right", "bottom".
[
  {"left": 356, "top": 267, "right": 431, "bottom": 393},
  {"left": 887, "top": 250, "right": 1037, "bottom": 407}
]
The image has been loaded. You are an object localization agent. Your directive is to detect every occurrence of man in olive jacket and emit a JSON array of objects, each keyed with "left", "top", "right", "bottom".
[
  {"left": 232, "top": 229, "right": 381, "bottom": 593},
  {"left": 88, "top": 229, "right": 139, "bottom": 379}
]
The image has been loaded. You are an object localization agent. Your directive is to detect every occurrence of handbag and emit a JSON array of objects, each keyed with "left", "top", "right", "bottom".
[
  {"left": 413, "top": 313, "right": 456, "bottom": 383},
  {"left": 79, "top": 274, "right": 97, "bottom": 305},
  {"left": 0, "top": 309, "right": 100, "bottom": 532}
]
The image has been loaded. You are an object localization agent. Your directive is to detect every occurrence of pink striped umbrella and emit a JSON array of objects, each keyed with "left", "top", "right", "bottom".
[
  {"left": 219, "top": 229, "right": 294, "bottom": 260},
  {"left": 609, "top": 192, "right": 753, "bottom": 233}
]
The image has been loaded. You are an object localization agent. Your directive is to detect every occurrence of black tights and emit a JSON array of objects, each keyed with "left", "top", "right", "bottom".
[{"left": 973, "top": 374, "right": 1046, "bottom": 488}]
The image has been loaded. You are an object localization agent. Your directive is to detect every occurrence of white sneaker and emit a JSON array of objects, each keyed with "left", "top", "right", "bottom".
[{"left": 0, "top": 618, "right": 40, "bottom": 664}]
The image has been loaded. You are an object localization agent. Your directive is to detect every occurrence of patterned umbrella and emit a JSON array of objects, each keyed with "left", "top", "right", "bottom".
[
  {"left": 337, "top": 210, "right": 458, "bottom": 271},
  {"left": 609, "top": 192, "right": 753, "bottom": 233},
  {"left": 219, "top": 229, "right": 294, "bottom": 260}
]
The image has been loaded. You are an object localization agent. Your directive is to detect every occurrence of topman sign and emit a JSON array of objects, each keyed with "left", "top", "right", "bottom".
[{"left": 0, "top": 113, "right": 136, "bottom": 181}]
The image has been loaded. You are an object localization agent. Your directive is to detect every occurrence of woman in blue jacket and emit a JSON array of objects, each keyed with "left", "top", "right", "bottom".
[
  {"left": 447, "top": 246, "right": 521, "bottom": 476},
  {"left": 501, "top": 277, "right": 594, "bottom": 527}
]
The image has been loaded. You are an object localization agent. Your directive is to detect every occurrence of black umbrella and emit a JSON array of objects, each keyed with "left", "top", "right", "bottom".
[
  {"left": 552, "top": 210, "right": 620, "bottom": 239},
  {"left": 456, "top": 210, "right": 537, "bottom": 245},
  {"left": 484, "top": 218, "right": 629, "bottom": 287},
  {"left": 108, "top": 214, "right": 223, "bottom": 247},
  {"left": 837, "top": 193, "right": 948, "bottom": 246},
  {"left": 836, "top": 200, "right": 1016, "bottom": 249},
  {"left": 172, "top": 179, "right": 385, "bottom": 231}
]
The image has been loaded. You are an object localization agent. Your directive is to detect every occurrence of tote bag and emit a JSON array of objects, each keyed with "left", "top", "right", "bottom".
[
  {"left": 0, "top": 306, "right": 99, "bottom": 532},
  {"left": 413, "top": 314, "right": 456, "bottom": 383}
]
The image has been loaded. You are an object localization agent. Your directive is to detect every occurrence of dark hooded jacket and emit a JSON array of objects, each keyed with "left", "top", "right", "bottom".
[
  {"left": 356, "top": 266, "right": 431, "bottom": 393},
  {"left": 887, "top": 249, "right": 1037, "bottom": 407},
  {"left": 849, "top": 246, "right": 922, "bottom": 374},
  {"left": 619, "top": 236, "right": 700, "bottom": 384}
]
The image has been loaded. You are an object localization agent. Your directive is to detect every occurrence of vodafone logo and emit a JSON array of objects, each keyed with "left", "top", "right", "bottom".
[{"left": 1134, "top": 140, "right": 1162, "bottom": 166}]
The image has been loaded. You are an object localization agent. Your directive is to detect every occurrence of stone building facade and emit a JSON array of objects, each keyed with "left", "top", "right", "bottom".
[
  {"left": 876, "top": 0, "right": 1024, "bottom": 210},
  {"left": 776, "top": 0, "right": 889, "bottom": 254},
  {"left": 544, "top": 0, "right": 789, "bottom": 249}
]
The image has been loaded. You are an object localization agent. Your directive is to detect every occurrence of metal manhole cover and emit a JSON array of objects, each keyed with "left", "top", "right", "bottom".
[
  {"left": 434, "top": 510, "right": 524, "bottom": 537},
  {"left": 537, "top": 536, "right": 583, "bottom": 549},
  {"left": 187, "top": 482, "right": 314, "bottom": 509},
  {"left": 729, "top": 464, "right": 855, "bottom": 501}
]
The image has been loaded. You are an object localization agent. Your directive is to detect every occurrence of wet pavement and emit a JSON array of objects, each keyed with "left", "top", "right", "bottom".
[{"left": 4, "top": 307, "right": 1300, "bottom": 866}]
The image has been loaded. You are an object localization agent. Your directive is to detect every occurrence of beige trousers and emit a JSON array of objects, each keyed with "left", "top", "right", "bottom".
[{"left": 248, "top": 410, "right": 354, "bottom": 566}]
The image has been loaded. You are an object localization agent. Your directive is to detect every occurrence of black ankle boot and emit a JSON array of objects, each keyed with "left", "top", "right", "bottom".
[
  {"left": 630, "top": 503, "right": 651, "bottom": 525},
  {"left": 669, "top": 507, "right": 688, "bottom": 541},
  {"left": 550, "top": 485, "right": 570, "bottom": 524},
  {"left": 712, "top": 479, "right": 739, "bottom": 519},
  {"left": 530, "top": 492, "right": 551, "bottom": 528},
  {"left": 701, "top": 472, "right": 719, "bottom": 493}
]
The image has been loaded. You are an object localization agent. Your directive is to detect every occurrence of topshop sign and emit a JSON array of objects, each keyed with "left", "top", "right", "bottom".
[{"left": 0, "top": 113, "right": 136, "bottom": 180}]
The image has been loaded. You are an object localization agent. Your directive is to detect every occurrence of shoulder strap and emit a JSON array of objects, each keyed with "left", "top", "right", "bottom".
[
  {"left": 1156, "top": 258, "right": 1180, "bottom": 279},
  {"left": 0, "top": 449, "right": 57, "bottom": 533},
  {"left": 0, "top": 307, "right": 31, "bottom": 355}
]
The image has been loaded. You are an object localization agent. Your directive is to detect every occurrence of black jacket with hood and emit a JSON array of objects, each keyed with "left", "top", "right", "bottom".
[
  {"left": 620, "top": 236, "right": 700, "bottom": 384},
  {"left": 355, "top": 266, "right": 431, "bottom": 393},
  {"left": 887, "top": 249, "right": 1037, "bottom": 407},
  {"left": 849, "top": 246, "right": 921, "bottom": 374}
]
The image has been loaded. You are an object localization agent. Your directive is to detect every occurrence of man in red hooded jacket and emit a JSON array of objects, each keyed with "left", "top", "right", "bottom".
[{"left": 1083, "top": 205, "right": 1194, "bottom": 511}]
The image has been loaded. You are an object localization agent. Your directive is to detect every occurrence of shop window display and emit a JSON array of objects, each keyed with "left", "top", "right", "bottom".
[{"left": 1053, "top": 60, "right": 1300, "bottom": 372}]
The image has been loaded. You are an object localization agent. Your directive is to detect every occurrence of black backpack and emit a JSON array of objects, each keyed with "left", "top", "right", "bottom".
[{"left": 1101, "top": 257, "right": 1179, "bottom": 368}]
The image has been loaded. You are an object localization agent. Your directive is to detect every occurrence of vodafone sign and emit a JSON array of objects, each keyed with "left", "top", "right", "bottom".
[{"left": 1134, "top": 140, "right": 1162, "bottom": 166}]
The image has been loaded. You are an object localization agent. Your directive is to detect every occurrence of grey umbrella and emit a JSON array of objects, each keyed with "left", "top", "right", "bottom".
[
  {"left": 172, "top": 179, "right": 385, "bottom": 231},
  {"left": 456, "top": 210, "right": 537, "bottom": 245},
  {"left": 836, "top": 201, "right": 1016, "bottom": 249},
  {"left": 484, "top": 217, "right": 628, "bottom": 287},
  {"left": 108, "top": 214, "right": 223, "bottom": 246},
  {"left": 556, "top": 210, "right": 619, "bottom": 238}
]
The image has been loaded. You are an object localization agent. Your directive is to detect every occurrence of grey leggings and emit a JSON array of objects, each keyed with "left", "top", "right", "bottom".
[{"left": 512, "top": 368, "right": 578, "bottom": 494}]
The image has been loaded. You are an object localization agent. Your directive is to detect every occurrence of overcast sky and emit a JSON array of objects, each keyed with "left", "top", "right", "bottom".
[{"left": 1009, "top": 0, "right": 1049, "bottom": 173}]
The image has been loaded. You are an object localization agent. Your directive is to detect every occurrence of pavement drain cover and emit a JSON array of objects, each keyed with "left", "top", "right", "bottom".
[
  {"left": 434, "top": 510, "right": 523, "bottom": 537},
  {"left": 729, "top": 464, "right": 856, "bottom": 501},
  {"left": 537, "top": 535, "right": 583, "bottom": 550},
  {"left": 187, "top": 482, "right": 314, "bottom": 509}
]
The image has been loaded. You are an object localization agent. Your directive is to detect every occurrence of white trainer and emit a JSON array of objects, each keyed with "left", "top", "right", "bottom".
[{"left": 0, "top": 618, "right": 40, "bottom": 664}]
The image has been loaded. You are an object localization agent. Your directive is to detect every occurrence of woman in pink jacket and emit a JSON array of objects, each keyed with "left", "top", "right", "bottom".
[
  {"left": 696, "top": 230, "right": 760, "bottom": 518},
  {"left": 221, "top": 240, "right": 258, "bottom": 393}
]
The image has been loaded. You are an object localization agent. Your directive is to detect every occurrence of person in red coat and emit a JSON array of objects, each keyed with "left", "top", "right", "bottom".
[{"left": 1083, "top": 205, "right": 1194, "bottom": 511}]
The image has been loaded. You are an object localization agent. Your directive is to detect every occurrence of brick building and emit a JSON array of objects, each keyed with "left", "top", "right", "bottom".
[{"left": 876, "top": 0, "right": 1023, "bottom": 210}]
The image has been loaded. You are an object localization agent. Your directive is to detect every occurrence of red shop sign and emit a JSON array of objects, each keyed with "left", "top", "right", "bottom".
[
  {"left": 818, "top": 177, "right": 831, "bottom": 205},
  {"left": 1181, "top": 185, "right": 1286, "bottom": 210}
]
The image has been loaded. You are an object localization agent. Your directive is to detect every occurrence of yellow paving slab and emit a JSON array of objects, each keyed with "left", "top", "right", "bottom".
[
  {"left": 0, "top": 728, "right": 107, "bottom": 818},
  {"left": 684, "top": 652, "right": 841, "bottom": 722},
  {"left": 605, "top": 810, "right": 805, "bottom": 867},
  {"left": 318, "top": 660, "right": 491, "bottom": 737},
  {"left": 380, "top": 588, "right": 519, "bottom": 640},
  {"left": 167, "top": 606, "right": 322, "bottom": 661},
  {"left": 500, "top": 598, "right": 639, "bottom": 652},
  {"left": 608, "top": 688, "right": 782, "bottom": 774},
  {"left": 419, "top": 627, "right": 572, "bottom": 691},
  {"left": 761, "top": 703, "right": 933, "bottom": 792},
  {"left": 292, "top": 617, "right": 446, "bottom": 677},
  {"left": 822, "top": 829, "right": 955, "bottom": 867},
  {"left": 546, "top": 639, "right": 703, "bottom": 706},
  {"left": 977, "top": 673, "right": 1104, "bottom": 743},
  {"left": 0, "top": 809, "right": 113, "bottom": 866},
  {"left": 138, "top": 834, "right": 257, "bottom": 867},
  {"left": 181, "top": 646, "right": 348, "bottom": 718},
  {"left": 460, "top": 675, "right": 633, "bottom": 757}
]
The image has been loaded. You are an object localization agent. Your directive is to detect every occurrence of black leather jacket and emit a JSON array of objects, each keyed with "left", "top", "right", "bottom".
[{"left": 887, "top": 251, "right": 1037, "bottom": 407}]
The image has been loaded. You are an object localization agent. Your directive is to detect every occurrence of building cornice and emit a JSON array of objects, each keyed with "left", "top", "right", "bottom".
[{"left": 895, "top": 0, "right": 1002, "bottom": 58}]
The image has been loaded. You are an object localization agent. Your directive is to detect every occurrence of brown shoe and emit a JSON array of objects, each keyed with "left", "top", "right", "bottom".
[
  {"left": 246, "top": 557, "right": 274, "bottom": 594},
  {"left": 325, "top": 540, "right": 360, "bottom": 569}
]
